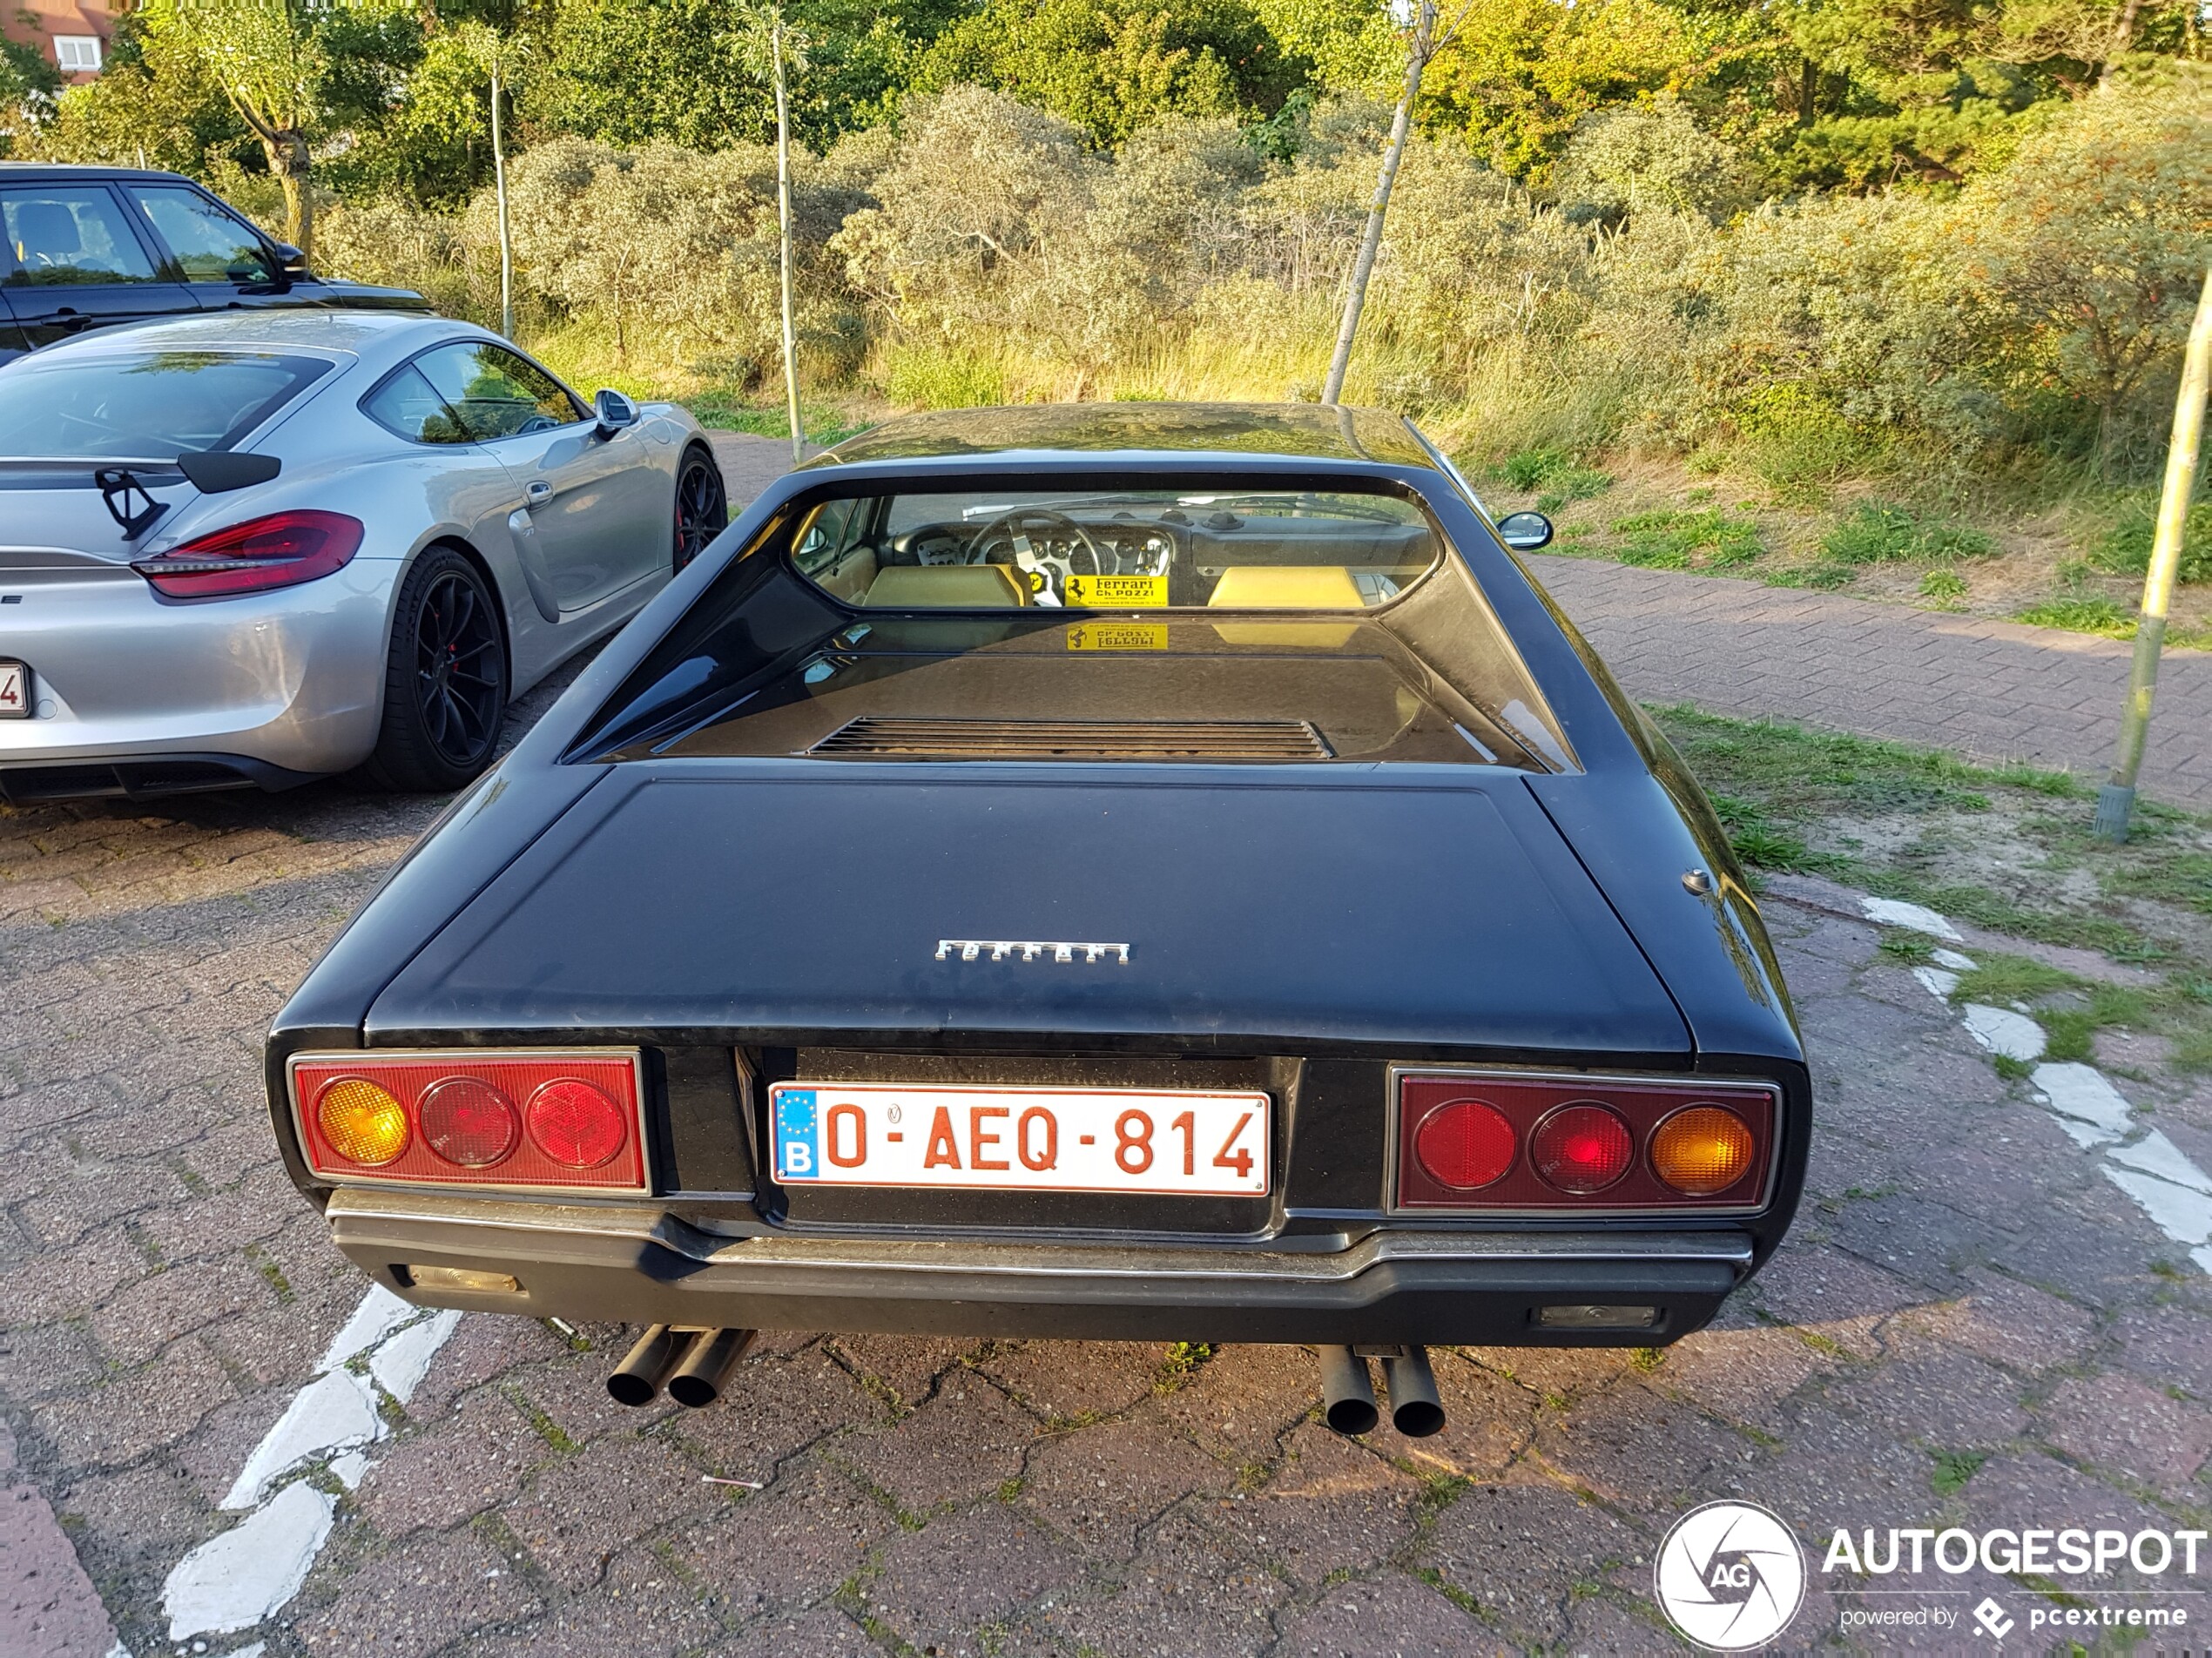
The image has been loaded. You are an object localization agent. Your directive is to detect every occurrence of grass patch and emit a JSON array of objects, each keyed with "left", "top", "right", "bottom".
[
  {"left": 2014, "top": 595, "right": 2135, "bottom": 638},
  {"left": 1824, "top": 502, "right": 1993, "bottom": 564},
  {"left": 1154, "top": 1341, "right": 1216, "bottom": 1393},
  {"left": 1919, "top": 569, "right": 1969, "bottom": 604},
  {"left": 1764, "top": 563, "right": 1856, "bottom": 590},
  {"left": 1951, "top": 954, "right": 2081, "bottom": 1005},
  {"left": 1613, "top": 508, "right": 1764, "bottom": 570},
  {"left": 1931, "top": 1448, "right": 1987, "bottom": 1496},
  {"left": 2089, "top": 495, "right": 2212, "bottom": 585},
  {"left": 1878, "top": 930, "right": 1936, "bottom": 962},
  {"left": 685, "top": 389, "right": 873, "bottom": 446}
]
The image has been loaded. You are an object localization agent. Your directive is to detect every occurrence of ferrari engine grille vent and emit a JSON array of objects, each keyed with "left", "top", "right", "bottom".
[{"left": 806, "top": 717, "right": 1334, "bottom": 761}]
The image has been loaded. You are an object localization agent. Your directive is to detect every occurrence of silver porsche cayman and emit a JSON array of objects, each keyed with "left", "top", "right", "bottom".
[{"left": 0, "top": 310, "right": 726, "bottom": 799}]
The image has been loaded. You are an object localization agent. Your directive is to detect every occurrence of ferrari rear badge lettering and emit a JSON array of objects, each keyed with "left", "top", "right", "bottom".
[{"left": 935, "top": 939, "right": 1131, "bottom": 964}]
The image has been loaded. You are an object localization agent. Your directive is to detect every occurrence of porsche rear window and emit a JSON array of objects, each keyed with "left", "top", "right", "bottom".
[
  {"left": 0, "top": 350, "right": 330, "bottom": 458},
  {"left": 790, "top": 488, "right": 1439, "bottom": 611}
]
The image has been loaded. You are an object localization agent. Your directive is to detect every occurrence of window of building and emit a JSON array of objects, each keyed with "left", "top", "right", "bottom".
[{"left": 53, "top": 36, "right": 102, "bottom": 72}]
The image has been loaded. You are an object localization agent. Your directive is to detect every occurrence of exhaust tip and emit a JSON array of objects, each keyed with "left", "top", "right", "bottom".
[
  {"left": 1318, "top": 1345, "right": 1380, "bottom": 1436},
  {"left": 1382, "top": 1347, "right": 1446, "bottom": 1439},
  {"left": 666, "top": 1327, "right": 759, "bottom": 1409},
  {"left": 606, "top": 1324, "right": 682, "bottom": 1407},
  {"left": 1325, "top": 1393, "right": 1382, "bottom": 1436}
]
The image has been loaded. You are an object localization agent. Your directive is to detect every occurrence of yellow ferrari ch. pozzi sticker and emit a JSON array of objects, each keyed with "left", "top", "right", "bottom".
[
  {"left": 1065, "top": 622, "right": 1167, "bottom": 651},
  {"left": 1065, "top": 573, "right": 1168, "bottom": 607}
]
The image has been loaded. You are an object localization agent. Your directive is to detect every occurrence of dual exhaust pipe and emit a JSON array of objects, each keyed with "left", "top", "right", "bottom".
[
  {"left": 1318, "top": 1344, "right": 1445, "bottom": 1438},
  {"left": 607, "top": 1324, "right": 757, "bottom": 1408}
]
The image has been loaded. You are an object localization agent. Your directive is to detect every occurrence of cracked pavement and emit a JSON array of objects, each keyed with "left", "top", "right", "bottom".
[{"left": 3, "top": 441, "right": 2209, "bottom": 1655}]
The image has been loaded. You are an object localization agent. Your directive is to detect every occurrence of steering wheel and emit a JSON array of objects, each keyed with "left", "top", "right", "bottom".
[{"left": 968, "top": 508, "right": 1106, "bottom": 606}]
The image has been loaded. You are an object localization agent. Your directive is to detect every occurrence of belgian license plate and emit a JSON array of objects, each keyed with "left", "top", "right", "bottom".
[
  {"left": 0, "top": 661, "right": 25, "bottom": 718},
  {"left": 770, "top": 1082, "right": 1270, "bottom": 1196}
]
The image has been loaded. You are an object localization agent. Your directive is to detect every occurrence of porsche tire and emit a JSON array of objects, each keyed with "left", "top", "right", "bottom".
[{"left": 363, "top": 547, "right": 509, "bottom": 793}]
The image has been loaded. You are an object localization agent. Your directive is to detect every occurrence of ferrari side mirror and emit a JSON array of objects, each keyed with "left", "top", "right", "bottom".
[{"left": 1496, "top": 510, "right": 1554, "bottom": 551}]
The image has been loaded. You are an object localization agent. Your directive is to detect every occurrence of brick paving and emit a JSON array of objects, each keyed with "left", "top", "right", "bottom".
[
  {"left": 1, "top": 440, "right": 2209, "bottom": 1655},
  {"left": 1530, "top": 553, "right": 2212, "bottom": 810}
]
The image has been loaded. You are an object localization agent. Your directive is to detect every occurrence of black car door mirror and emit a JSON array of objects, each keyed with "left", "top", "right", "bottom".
[
  {"left": 593, "top": 388, "right": 638, "bottom": 434},
  {"left": 1496, "top": 510, "right": 1554, "bottom": 551},
  {"left": 272, "top": 242, "right": 309, "bottom": 278}
]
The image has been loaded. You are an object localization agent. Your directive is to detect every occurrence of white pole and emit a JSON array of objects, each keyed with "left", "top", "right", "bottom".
[
  {"left": 491, "top": 53, "right": 514, "bottom": 341},
  {"left": 774, "top": 13, "right": 803, "bottom": 463}
]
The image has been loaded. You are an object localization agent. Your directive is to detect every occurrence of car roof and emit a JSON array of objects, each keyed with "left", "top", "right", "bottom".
[
  {"left": 17, "top": 308, "right": 474, "bottom": 365},
  {"left": 0, "top": 162, "right": 200, "bottom": 185},
  {"left": 813, "top": 402, "right": 1439, "bottom": 469}
]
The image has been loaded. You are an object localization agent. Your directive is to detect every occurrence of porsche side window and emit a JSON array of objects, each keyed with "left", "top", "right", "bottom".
[
  {"left": 414, "top": 342, "right": 584, "bottom": 441},
  {"left": 361, "top": 364, "right": 474, "bottom": 445},
  {"left": 786, "top": 487, "right": 1438, "bottom": 612}
]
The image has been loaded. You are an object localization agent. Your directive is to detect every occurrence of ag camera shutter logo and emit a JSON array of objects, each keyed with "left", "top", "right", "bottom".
[{"left": 1655, "top": 1500, "right": 1807, "bottom": 1651}]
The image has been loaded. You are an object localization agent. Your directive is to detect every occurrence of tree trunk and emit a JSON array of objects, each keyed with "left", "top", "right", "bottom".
[
  {"left": 2099, "top": 0, "right": 2143, "bottom": 88},
  {"left": 774, "top": 14, "right": 804, "bottom": 464},
  {"left": 1798, "top": 57, "right": 1819, "bottom": 125},
  {"left": 1321, "top": 0, "right": 1433, "bottom": 406},
  {"left": 266, "top": 131, "right": 314, "bottom": 262}
]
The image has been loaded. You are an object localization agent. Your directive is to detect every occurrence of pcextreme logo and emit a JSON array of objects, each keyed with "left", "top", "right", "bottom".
[{"left": 1655, "top": 1500, "right": 1808, "bottom": 1651}]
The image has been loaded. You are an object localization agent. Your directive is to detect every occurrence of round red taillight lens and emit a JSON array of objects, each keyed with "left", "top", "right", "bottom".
[
  {"left": 1649, "top": 1106, "right": 1756, "bottom": 1196},
  {"left": 418, "top": 1077, "right": 520, "bottom": 1169},
  {"left": 526, "top": 1078, "right": 628, "bottom": 1169},
  {"left": 1413, "top": 1098, "right": 1516, "bottom": 1190},
  {"left": 1531, "top": 1103, "right": 1633, "bottom": 1194}
]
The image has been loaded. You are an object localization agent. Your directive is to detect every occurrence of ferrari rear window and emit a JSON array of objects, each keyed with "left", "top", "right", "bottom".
[
  {"left": 0, "top": 350, "right": 331, "bottom": 459},
  {"left": 790, "top": 488, "right": 1439, "bottom": 611}
]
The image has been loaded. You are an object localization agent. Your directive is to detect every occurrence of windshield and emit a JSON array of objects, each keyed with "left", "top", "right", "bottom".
[
  {"left": 0, "top": 351, "right": 332, "bottom": 460},
  {"left": 792, "top": 487, "right": 1439, "bottom": 611}
]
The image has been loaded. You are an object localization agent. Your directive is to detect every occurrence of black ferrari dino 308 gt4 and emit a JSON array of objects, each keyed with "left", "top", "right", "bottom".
[{"left": 266, "top": 403, "right": 1806, "bottom": 1433}]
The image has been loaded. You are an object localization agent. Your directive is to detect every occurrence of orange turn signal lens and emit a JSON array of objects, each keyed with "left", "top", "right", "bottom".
[
  {"left": 1649, "top": 1106, "right": 1755, "bottom": 1195},
  {"left": 316, "top": 1077, "right": 409, "bottom": 1166}
]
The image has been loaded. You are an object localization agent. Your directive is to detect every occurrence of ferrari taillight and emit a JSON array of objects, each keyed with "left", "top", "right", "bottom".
[
  {"left": 288, "top": 1051, "right": 646, "bottom": 1192},
  {"left": 133, "top": 509, "right": 364, "bottom": 598},
  {"left": 1393, "top": 1071, "right": 1777, "bottom": 1212}
]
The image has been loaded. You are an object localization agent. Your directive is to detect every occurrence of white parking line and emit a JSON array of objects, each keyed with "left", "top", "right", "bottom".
[
  {"left": 161, "top": 1288, "right": 463, "bottom": 1641},
  {"left": 1891, "top": 902, "right": 2212, "bottom": 1277}
]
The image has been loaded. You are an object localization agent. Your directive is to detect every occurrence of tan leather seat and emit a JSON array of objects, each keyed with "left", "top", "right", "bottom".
[
  {"left": 1206, "top": 566, "right": 1363, "bottom": 609},
  {"left": 860, "top": 564, "right": 1029, "bottom": 608}
]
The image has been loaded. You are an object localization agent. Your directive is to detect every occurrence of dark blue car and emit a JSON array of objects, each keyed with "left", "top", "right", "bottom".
[{"left": 264, "top": 403, "right": 1808, "bottom": 1434}]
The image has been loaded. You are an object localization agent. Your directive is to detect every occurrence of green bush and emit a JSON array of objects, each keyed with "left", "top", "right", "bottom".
[
  {"left": 1824, "top": 502, "right": 1995, "bottom": 564},
  {"left": 1613, "top": 508, "right": 1763, "bottom": 569},
  {"left": 884, "top": 346, "right": 1006, "bottom": 409},
  {"left": 2091, "top": 496, "right": 2212, "bottom": 584}
]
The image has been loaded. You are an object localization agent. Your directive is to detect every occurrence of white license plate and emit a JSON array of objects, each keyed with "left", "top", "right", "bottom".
[
  {"left": 0, "top": 661, "right": 25, "bottom": 718},
  {"left": 770, "top": 1082, "right": 1271, "bottom": 1196}
]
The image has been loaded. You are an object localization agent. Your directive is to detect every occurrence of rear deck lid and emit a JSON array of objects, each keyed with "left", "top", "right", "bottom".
[{"left": 367, "top": 765, "right": 1689, "bottom": 1056}]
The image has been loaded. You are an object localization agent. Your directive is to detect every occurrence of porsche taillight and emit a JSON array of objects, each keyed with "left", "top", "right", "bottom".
[
  {"left": 133, "top": 509, "right": 364, "bottom": 598},
  {"left": 288, "top": 1051, "right": 646, "bottom": 1192},
  {"left": 1393, "top": 1071, "right": 1777, "bottom": 1211}
]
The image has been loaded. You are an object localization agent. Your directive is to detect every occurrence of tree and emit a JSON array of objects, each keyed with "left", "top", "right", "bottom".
[
  {"left": 141, "top": 0, "right": 417, "bottom": 256},
  {"left": 1, "top": 36, "right": 64, "bottom": 156},
  {"left": 912, "top": 0, "right": 1305, "bottom": 144}
]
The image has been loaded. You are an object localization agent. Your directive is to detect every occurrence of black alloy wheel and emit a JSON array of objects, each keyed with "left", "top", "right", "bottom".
[
  {"left": 674, "top": 444, "right": 728, "bottom": 573},
  {"left": 364, "top": 548, "right": 509, "bottom": 793}
]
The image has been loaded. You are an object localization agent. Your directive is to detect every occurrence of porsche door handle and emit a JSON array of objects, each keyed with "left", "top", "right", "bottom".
[{"left": 524, "top": 481, "right": 553, "bottom": 506}]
